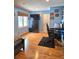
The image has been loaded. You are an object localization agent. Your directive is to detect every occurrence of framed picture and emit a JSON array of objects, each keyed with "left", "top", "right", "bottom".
[
  {"left": 54, "top": 9, "right": 59, "bottom": 13},
  {"left": 50, "top": 13, "right": 54, "bottom": 19},
  {"left": 55, "top": 13, "right": 59, "bottom": 17}
]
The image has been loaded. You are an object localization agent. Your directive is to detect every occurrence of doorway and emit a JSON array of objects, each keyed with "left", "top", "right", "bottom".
[{"left": 29, "top": 14, "right": 40, "bottom": 32}]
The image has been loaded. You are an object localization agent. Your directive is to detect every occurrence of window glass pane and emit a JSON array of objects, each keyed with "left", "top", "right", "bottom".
[
  {"left": 23, "top": 16, "right": 28, "bottom": 26},
  {"left": 18, "top": 16, "right": 23, "bottom": 27}
]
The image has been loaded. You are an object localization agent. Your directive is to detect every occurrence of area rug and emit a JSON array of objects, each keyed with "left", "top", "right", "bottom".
[{"left": 38, "top": 37, "right": 55, "bottom": 48}]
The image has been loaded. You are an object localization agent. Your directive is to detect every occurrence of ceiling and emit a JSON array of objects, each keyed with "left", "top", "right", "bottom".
[{"left": 14, "top": 0, "right": 64, "bottom": 11}]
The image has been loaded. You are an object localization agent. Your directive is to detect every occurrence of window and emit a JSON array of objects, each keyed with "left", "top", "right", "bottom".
[
  {"left": 18, "top": 16, "right": 23, "bottom": 27},
  {"left": 23, "top": 16, "right": 28, "bottom": 26},
  {"left": 18, "top": 16, "right": 28, "bottom": 28}
]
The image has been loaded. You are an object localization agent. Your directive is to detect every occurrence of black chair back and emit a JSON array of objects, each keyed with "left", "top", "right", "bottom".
[
  {"left": 46, "top": 24, "right": 50, "bottom": 34},
  {"left": 46, "top": 24, "right": 55, "bottom": 48},
  {"left": 46, "top": 24, "right": 54, "bottom": 38}
]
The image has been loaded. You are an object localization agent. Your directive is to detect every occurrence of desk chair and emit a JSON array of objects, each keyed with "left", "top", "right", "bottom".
[{"left": 46, "top": 24, "right": 55, "bottom": 48}]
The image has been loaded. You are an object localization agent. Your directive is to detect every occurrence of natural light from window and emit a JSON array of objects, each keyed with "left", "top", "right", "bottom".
[
  {"left": 18, "top": 16, "right": 28, "bottom": 28},
  {"left": 24, "top": 16, "right": 28, "bottom": 26},
  {"left": 18, "top": 16, "right": 23, "bottom": 27}
]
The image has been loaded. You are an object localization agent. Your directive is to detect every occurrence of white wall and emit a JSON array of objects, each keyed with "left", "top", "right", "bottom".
[
  {"left": 41, "top": 14, "right": 50, "bottom": 33},
  {"left": 14, "top": 10, "right": 18, "bottom": 37},
  {"left": 14, "top": 7, "right": 29, "bottom": 38}
]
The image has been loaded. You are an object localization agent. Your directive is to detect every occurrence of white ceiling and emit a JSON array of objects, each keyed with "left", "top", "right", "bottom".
[{"left": 14, "top": 0, "right": 64, "bottom": 11}]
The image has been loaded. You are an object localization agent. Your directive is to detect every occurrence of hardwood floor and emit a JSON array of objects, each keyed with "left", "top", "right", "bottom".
[{"left": 15, "top": 33, "right": 64, "bottom": 59}]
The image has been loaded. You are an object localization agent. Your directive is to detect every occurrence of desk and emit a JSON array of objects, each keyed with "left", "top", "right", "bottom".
[{"left": 50, "top": 28, "right": 64, "bottom": 41}]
